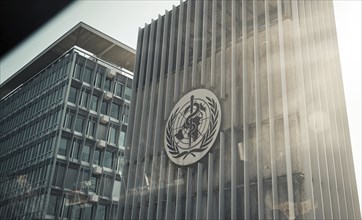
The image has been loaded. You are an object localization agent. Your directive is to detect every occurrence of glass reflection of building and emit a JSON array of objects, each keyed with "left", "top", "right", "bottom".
[
  {"left": 0, "top": 23, "right": 134, "bottom": 219},
  {"left": 120, "top": 0, "right": 361, "bottom": 220}
]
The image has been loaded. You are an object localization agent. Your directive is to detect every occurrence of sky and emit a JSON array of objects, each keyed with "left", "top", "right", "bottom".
[{"left": 0, "top": 0, "right": 360, "bottom": 212}]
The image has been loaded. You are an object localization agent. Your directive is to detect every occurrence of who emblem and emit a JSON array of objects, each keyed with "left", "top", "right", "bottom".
[{"left": 165, "top": 89, "right": 221, "bottom": 166}]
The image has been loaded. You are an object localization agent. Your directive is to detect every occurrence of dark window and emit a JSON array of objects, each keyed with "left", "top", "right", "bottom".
[
  {"left": 97, "top": 124, "right": 107, "bottom": 140},
  {"left": 82, "top": 144, "right": 91, "bottom": 163},
  {"left": 101, "top": 101, "right": 109, "bottom": 115},
  {"left": 65, "top": 167, "right": 78, "bottom": 189},
  {"left": 104, "top": 151, "right": 113, "bottom": 169},
  {"left": 47, "top": 195, "right": 59, "bottom": 216},
  {"left": 94, "top": 72, "right": 104, "bottom": 88},
  {"left": 83, "top": 67, "right": 92, "bottom": 84},
  {"left": 124, "top": 86, "right": 132, "bottom": 101},
  {"left": 58, "top": 137, "right": 69, "bottom": 156},
  {"left": 115, "top": 82, "right": 124, "bottom": 97},
  {"left": 74, "top": 63, "right": 83, "bottom": 80},
  {"left": 96, "top": 205, "right": 106, "bottom": 220},
  {"left": 64, "top": 112, "right": 74, "bottom": 129},
  {"left": 93, "top": 149, "right": 101, "bottom": 166},
  {"left": 71, "top": 140, "right": 81, "bottom": 159},
  {"left": 79, "top": 91, "right": 90, "bottom": 108},
  {"left": 74, "top": 116, "right": 85, "bottom": 133},
  {"left": 104, "top": 78, "right": 112, "bottom": 92},
  {"left": 68, "top": 86, "right": 78, "bottom": 103},
  {"left": 90, "top": 95, "right": 99, "bottom": 111},
  {"left": 110, "top": 102, "right": 121, "bottom": 119},
  {"left": 89, "top": 176, "right": 98, "bottom": 192}
]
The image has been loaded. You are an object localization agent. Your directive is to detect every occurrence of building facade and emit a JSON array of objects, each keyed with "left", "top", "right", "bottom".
[
  {"left": 120, "top": 0, "right": 360, "bottom": 220},
  {"left": 0, "top": 23, "right": 135, "bottom": 219}
]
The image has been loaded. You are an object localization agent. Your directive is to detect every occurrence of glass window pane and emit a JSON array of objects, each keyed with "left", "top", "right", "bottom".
[
  {"left": 96, "top": 205, "right": 106, "bottom": 220},
  {"left": 101, "top": 101, "right": 108, "bottom": 115},
  {"left": 82, "top": 145, "right": 91, "bottom": 163},
  {"left": 83, "top": 67, "right": 92, "bottom": 84},
  {"left": 90, "top": 95, "right": 99, "bottom": 111},
  {"left": 115, "top": 82, "right": 124, "bottom": 97},
  {"left": 87, "top": 121, "right": 95, "bottom": 137},
  {"left": 124, "top": 86, "right": 132, "bottom": 101},
  {"left": 104, "top": 79, "right": 112, "bottom": 92},
  {"left": 97, "top": 124, "right": 107, "bottom": 140},
  {"left": 93, "top": 150, "right": 101, "bottom": 166},
  {"left": 83, "top": 204, "right": 93, "bottom": 219},
  {"left": 109, "top": 127, "right": 117, "bottom": 145},
  {"left": 74, "top": 117, "right": 84, "bottom": 133},
  {"left": 56, "top": 164, "right": 65, "bottom": 187},
  {"left": 104, "top": 151, "right": 113, "bottom": 169},
  {"left": 65, "top": 168, "right": 78, "bottom": 189},
  {"left": 89, "top": 176, "right": 98, "bottom": 193},
  {"left": 74, "top": 63, "right": 82, "bottom": 79},
  {"left": 118, "top": 131, "right": 126, "bottom": 147},
  {"left": 110, "top": 103, "right": 120, "bottom": 119},
  {"left": 47, "top": 195, "right": 58, "bottom": 216},
  {"left": 79, "top": 91, "right": 89, "bottom": 107},
  {"left": 72, "top": 141, "right": 81, "bottom": 159},
  {"left": 58, "top": 137, "right": 68, "bottom": 156},
  {"left": 68, "top": 87, "right": 77, "bottom": 103}
]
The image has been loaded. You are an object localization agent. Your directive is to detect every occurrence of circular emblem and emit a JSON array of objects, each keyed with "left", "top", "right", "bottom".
[{"left": 164, "top": 89, "right": 221, "bottom": 166}]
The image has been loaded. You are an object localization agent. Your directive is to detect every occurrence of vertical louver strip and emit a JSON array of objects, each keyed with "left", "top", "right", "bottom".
[
  {"left": 241, "top": 0, "right": 250, "bottom": 218},
  {"left": 174, "top": 1, "right": 184, "bottom": 102},
  {"left": 277, "top": 0, "right": 295, "bottom": 218},
  {"left": 124, "top": 24, "right": 149, "bottom": 220}
]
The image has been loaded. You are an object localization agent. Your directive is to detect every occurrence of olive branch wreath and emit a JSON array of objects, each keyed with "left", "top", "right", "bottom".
[{"left": 166, "top": 96, "right": 219, "bottom": 160}]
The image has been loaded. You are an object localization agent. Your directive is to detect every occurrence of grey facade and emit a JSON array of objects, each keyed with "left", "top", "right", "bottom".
[
  {"left": 121, "top": 0, "right": 360, "bottom": 220},
  {"left": 0, "top": 23, "right": 135, "bottom": 219}
]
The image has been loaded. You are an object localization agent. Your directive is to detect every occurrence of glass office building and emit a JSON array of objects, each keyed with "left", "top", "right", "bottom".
[
  {"left": 121, "top": 0, "right": 360, "bottom": 220},
  {"left": 0, "top": 23, "right": 135, "bottom": 219}
]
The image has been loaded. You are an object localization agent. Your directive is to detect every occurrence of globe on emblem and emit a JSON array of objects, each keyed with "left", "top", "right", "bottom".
[{"left": 164, "top": 89, "right": 221, "bottom": 166}]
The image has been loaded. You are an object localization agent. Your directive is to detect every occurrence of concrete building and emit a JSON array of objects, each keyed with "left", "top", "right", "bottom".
[
  {"left": 120, "top": 0, "right": 360, "bottom": 219},
  {"left": 0, "top": 22, "right": 135, "bottom": 219}
]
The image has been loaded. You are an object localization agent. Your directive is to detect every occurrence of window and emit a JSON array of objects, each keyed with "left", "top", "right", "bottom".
[
  {"left": 103, "top": 151, "right": 113, "bottom": 169},
  {"left": 97, "top": 124, "right": 107, "bottom": 140},
  {"left": 68, "top": 86, "right": 78, "bottom": 103},
  {"left": 89, "top": 176, "right": 98, "bottom": 192},
  {"left": 96, "top": 205, "right": 106, "bottom": 220},
  {"left": 87, "top": 120, "right": 96, "bottom": 137},
  {"left": 93, "top": 149, "right": 101, "bottom": 166},
  {"left": 74, "top": 116, "right": 85, "bottom": 133},
  {"left": 58, "top": 137, "right": 69, "bottom": 156},
  {"left": 104, "top": 78, "right": 112, "bottom": 92},
  {"left": 110, "top": 102, "right": 121, "bottom": 120},
  {"left": 95, "top": 65, "right": 106, "bottom": 88},
  {"left": 115, "top": 82, "right": 124, "bottom": 97},
  {"left": 65, "top": 167, "right": 78, "bottom": 189},
  {"left": 82, "top": 204, "right": 93, "bottom": 219},
  {"left": 83, "top": 67, "right": 92, "bottom": 84},
  {"left": 82, "top": 144, "right": 91, "bottom": 163},
  {"left": 71, "top": 140, "right": 81, "bottom": 159},
  {"left": 54, "top": 163, "right": 66, "bottom": 187},
  {"left": 124, "top": 86, "right": 132, "bottom": 101},
  {"left": 109, "top": 126, "right": 118, "bottom": 145},
  {"left": 112, "top": 180, "right": 121, "bottom": 198},
  {"left": 74, "top": 63, "right": 83, "bottom": 80},
  {"left": 63, "top": 112, "right": 74, "bottom": 129},
  {"left": 47, "top": 195, "right": 59, "bottom": 216},
  {"left": 80, "top": 168, "right": 91, "bottom": 192},
  {"left": 79, "top": 90, "right": 90, "bottom": 108},
  {"left": 123, "top": 105, "right": 129, "bottom": 124},
  {"left": 118, "top": 131, "right": 126, "bottom": 147},
  {"left": 101, "top": 101, "right": 109, "bottom": 115},
  {"left": 90, "top": 95, "right": 99, "bottom": 111}
]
